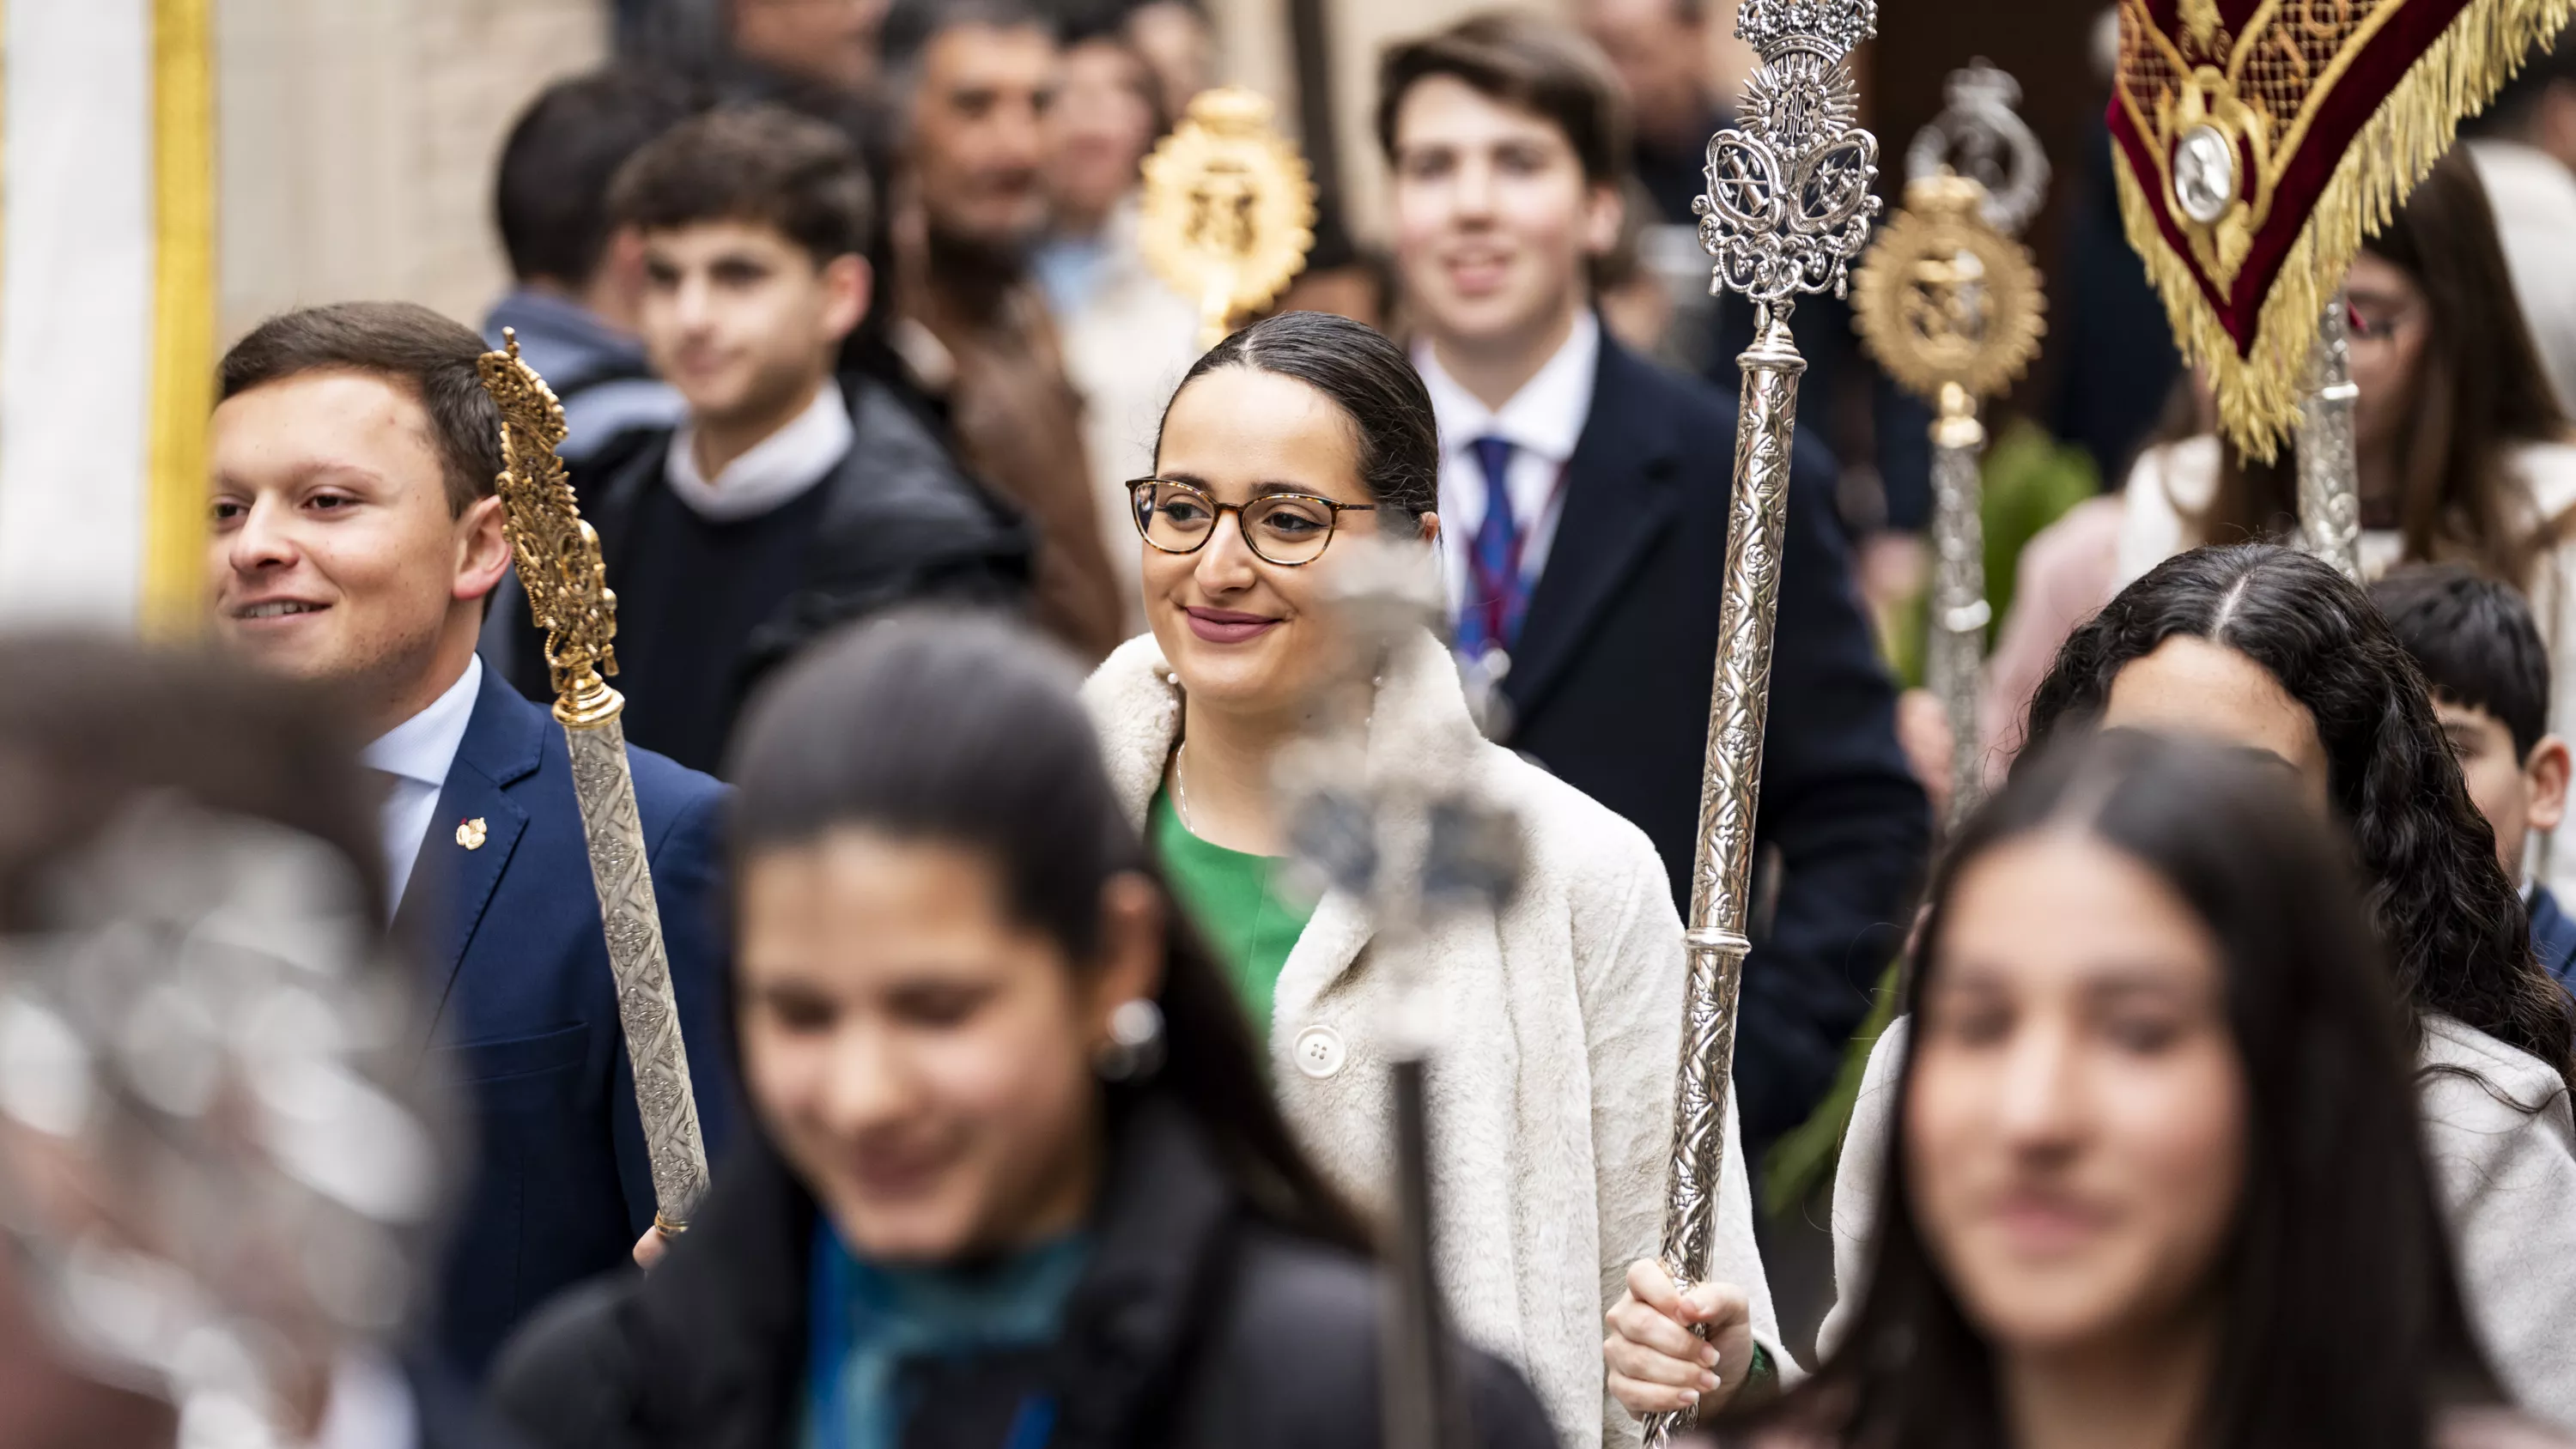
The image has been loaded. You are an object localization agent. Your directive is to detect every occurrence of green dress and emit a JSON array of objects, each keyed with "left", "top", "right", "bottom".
[{"left": 1149, "top": 789, "right": 1314, "bottom": 1034}]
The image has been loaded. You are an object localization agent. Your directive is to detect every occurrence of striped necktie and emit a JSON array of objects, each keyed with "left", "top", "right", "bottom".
[{"left": 1457, "top": 434, "right": 1524, "bottom": 658}]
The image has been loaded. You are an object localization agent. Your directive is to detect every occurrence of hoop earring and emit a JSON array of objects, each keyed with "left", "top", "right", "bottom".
[{"left": 1093, "top": 998, "right": 1165, "bottom": 1082}]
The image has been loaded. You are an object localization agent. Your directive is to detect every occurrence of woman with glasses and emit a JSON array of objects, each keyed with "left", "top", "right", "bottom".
[{"left": 1082, "top": 310, "right": 1784, "bottom": 1449}]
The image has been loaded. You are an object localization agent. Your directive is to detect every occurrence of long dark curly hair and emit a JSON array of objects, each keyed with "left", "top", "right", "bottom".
[{"left": 2020, "top": 543, "right": 2576, "bottom": 1091}]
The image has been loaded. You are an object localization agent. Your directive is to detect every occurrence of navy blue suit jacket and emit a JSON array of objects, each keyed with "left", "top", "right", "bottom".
[
  {"left": 395, "top": 669, "right": 732, "bottom": 1379},
  {"left": 1498, "top": 334, "right": 1931, "bottom": 1148},
  {"left": 2534, "top": 884, "right": 2576, "bottom": 1000}
]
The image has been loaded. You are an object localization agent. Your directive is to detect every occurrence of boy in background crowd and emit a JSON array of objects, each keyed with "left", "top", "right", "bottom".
[
  {"left": 503, "top": 105, "right": 1030, "bottom": 775},
  {"left": 483, "top": 70, "right": 696, "bottom": 464},
  {"left": 2375, "top": 564, "right": 2576, "bottom": 992}
]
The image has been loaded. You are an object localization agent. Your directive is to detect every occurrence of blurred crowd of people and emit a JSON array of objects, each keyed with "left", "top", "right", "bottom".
[{"left": 13, "top": 1, "right": 2576, "bottom": 1447}]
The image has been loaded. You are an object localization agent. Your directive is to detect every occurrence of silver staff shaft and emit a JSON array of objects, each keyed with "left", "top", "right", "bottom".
[
  {"left": 1644, "top": 307, "right": 1805, "bottom": 1447},
  {"left": 1928, "top": 385, "right": 1990, "bottom": 828},
  {"left": 2298, "top": 294, "right": 2361, "bottom": 581},
  {"left": 1649, "top": 3, "right": 1879, "bottom": 1432},
  {"left": 560, "top": 707, "right": 711, "bottom": 1233},
  {"left": 1380, "top": 1053, "right": 1458, "bottom": 1449}
]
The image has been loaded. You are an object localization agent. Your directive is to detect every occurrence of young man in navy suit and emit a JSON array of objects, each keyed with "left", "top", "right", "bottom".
[
  {"left": 1379, "top": 14, "right": 1930, "bottom": 1155},
  {"left": 205, "top": 301, "right": 733, "bottom": 1377}
]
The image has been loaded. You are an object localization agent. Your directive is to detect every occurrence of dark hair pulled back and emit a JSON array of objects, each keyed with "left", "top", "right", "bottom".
[
  {"left": 1160, "top": 311, "right": 1440, "bottom": 529},
  {"left": 2020, "top": 543, "right": 2576, "bottom": 1092},
  {"left": 725, "top": 610, "right": 1371, "bottom": 1251}
]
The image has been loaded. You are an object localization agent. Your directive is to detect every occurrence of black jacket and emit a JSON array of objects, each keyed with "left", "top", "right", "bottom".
[
  {"left": 1499, "top": 335, "right": 1930, "bottom": 1148},
  {"left": 489, "top": 1100, "right": 1555, "bottom": 1449},
  {"left": 491, "top": 374, "right": 1033, "bottom": 743}
]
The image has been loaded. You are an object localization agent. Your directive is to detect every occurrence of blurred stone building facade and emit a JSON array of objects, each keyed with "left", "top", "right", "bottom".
[
  {"left": 217, "top": 0, "right": 606, "bottom": 338},
  {"left": 210, "top": 0, "right": 1753, "bottom": 336}
]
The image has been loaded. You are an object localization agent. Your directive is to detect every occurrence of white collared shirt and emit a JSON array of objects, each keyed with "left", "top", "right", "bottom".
[
  {"left": 363, "top": 655, "right": 482, "bottom": 914},
  {"left": 1416, "top": 309, "right": 1601, "bottom": 624},
  {"left": 663, "top": 379, "right": 854, "bottom": 522}
]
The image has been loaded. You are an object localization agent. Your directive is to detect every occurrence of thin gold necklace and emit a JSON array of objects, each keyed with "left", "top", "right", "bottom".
[{"left": 1171, "top": 742, "right": 1198, "bottom": 834}]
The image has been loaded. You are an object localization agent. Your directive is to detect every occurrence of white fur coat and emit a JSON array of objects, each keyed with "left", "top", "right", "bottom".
[{"left": 1084, "top": 628, "right": 1783, "bottom": 1449}]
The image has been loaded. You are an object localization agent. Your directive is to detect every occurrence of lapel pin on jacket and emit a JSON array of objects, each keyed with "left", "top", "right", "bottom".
[{"left": 456, "top": 818, "right": 488, "bottom": 851}]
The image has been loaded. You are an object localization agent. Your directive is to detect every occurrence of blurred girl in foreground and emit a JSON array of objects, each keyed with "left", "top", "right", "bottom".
[
  {"left": 492, "top": 614, "right": 1552, "bottom": 1449},
  {"left": 1611, "top": 544, "right": 2576, "bottom": 1425},
  {"left": 1746, "top": 731, "right": 2567, "bottom": 1447}
]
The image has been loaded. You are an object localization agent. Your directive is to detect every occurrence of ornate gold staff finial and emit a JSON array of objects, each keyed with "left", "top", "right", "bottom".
[
  {"left": 1138, "top": 88, "right": 1317, "bottom": 349},
  {"left": 1851, "top": 175, "right": 2046, "bottom": 404},
  {"left": 479, "top": 330, "right": 623, "bottom": 728},
  {"left": 476, "top": 330, "right": 710, "bottom": 1236}
]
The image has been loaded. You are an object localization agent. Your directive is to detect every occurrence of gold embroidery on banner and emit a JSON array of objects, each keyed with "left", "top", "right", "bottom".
[{"left": 2113, "top": 0, "right": 2576, "bottom": 457}]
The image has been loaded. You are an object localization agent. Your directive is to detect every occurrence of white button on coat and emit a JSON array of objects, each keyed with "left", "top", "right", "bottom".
[{"left": 1292, "top": 1024, "right": 1346, "bottom": 1079}]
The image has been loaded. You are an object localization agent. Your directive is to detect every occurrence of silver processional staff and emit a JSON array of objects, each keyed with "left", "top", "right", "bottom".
[{"left": 1648, "top": 0, "right": 1880, "bottom": 1440}]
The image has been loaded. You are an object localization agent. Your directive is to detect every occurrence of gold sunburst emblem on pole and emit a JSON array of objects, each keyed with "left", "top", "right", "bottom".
[
  {"left": 1138, "top": 88, "right": 1316, "bottom": 349},
  {"left": 1852, "top": 166, "right": 2047, "bottom": 827},
  {"left": 1851, "top": 174, "right": 2045, "bottom": 406}
]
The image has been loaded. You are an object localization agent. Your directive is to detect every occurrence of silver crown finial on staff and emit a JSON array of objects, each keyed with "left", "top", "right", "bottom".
[
  {"left": 1696, "top": 0, "right": 1881, "bottom": 309},
  {"left": 1905, "top": 58, "right": 2050, "bottom": 235}
]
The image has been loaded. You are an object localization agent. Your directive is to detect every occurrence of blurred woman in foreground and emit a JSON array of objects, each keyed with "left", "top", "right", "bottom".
[
  {"left": 1612, "top": 544, "right": 2576, "bottom": 1425},
  {"left": 491, "top": 614, "right": 1553, "bottom": 1449},
  {"left": 1740, "top": 731, "right": 2566, "bottom": 1447}
]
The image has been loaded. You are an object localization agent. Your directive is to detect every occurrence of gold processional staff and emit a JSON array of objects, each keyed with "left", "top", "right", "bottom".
[
  {"left": 478, "top": 336, "right": 710, "bottom": 1240},
  {"left": 1851, "top": 61, "right": 2048, "bottom": 828},
  {"left": 1648, "top": 0, "right": 1880, "bottom": 1441},
  {"left": 1138, "top": 88, "right": 1316, "bottom": 349}
]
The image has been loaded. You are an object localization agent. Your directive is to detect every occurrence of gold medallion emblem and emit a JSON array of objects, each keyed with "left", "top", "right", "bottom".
[
  {"left": 1138, "top": 88, "right": 1316, "bottom": 349},
  {"left": 1851, "top": 173, "right": 2046, "bottom": 407},
  {"left": 456, "top": 817, "right": 488, "bottom": 851}
]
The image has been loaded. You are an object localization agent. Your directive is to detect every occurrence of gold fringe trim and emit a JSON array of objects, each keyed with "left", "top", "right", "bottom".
[{"left": 2117, "top": 0, "right": 2576, "bottom": 461}]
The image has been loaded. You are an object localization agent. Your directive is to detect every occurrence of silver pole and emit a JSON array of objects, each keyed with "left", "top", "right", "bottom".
[
  {"left": 1646, "top": 0, "right": 1881, "bottom": 1438},
  {"left": 2298, "top": 294, "right": 2362, "bottom": 580},
  {"left": 1926, "top": 387, "right": 1991, "bottom": 828}
]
